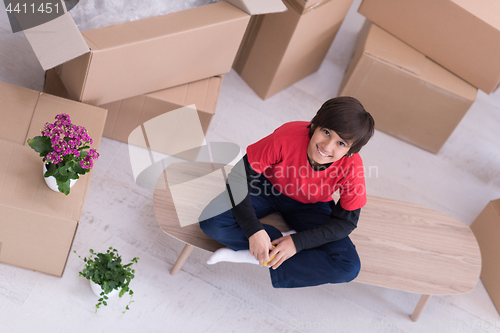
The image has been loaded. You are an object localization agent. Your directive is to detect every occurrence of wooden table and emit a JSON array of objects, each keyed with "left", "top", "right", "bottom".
[{"left": 153, "top": 165, "right": 481, "bottom": 322}]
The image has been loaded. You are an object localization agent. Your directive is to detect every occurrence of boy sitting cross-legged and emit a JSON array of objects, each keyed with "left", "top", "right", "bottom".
[{"left": 200, "top": 96, "right": 375, "bottom": 288}]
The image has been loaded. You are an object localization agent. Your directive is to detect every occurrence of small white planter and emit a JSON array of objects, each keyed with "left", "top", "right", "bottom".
[
  {"left": 89, "top": 280, "right": 119, "bottom": 298},
  {"left": 43, "top": 164, "right": 77, "bottom": 193}
]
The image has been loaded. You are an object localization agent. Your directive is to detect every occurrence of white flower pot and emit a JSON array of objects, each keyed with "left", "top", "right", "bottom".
[
  {"left": 90, "top": 280, "right": 119, "bottom": 298},
  {"left": 43, "top": 164, "right": 77, "bottom": 193}
]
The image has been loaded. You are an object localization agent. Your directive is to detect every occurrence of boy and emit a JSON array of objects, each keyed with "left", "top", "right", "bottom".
[{"left": 200, "top": 96, "right": 374, "bottom": 288}]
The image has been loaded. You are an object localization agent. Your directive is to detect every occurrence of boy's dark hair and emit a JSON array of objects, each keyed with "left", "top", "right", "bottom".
[{"left": 307, "top": 96, "right": 374, "bottom": 156}]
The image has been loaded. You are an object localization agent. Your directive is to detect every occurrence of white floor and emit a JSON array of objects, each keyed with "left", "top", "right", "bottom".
[{"left": 2, "top": 1, "right": 500, "bottom": 332}]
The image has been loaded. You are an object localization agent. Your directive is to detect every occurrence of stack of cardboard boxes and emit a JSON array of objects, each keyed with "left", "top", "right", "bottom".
[
  {"left": 340, "top": 0, "right": 500, "bottom": 315},
  {"left": 0, "top": 81, "right": 107, "bottom": 276},
  {"left": 339, "top": 0, "right": 500, "bottom": 154},
  {"left": 2, "top": 0, "right": 288, "bottom": 276}
]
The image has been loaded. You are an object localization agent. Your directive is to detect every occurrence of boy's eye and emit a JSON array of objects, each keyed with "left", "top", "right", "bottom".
[
  {"left": 323, "top": 129, "right": 330, "bottom": 136},
  {"left": 339, "top": 141, "right": 345, "bottom": 147}
]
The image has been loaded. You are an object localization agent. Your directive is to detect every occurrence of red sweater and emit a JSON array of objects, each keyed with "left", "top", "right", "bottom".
[{"left": 247, "top": 121, "right": 367, "bottom": 210}]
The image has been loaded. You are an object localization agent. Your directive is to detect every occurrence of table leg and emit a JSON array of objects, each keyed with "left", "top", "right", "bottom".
[
  {"left": 170, "top": 244, "right": 194, "bottom": 275},
  {"left": 410, "top": 294, "right": 432, "bottom": 322}
]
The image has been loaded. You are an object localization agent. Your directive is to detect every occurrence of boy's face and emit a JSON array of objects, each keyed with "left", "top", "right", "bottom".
[{"left": 307, "top": 126, "right": 351, "bottom": 166}]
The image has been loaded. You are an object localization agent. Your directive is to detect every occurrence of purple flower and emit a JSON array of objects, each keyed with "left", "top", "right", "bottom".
[
  {"left": 46, "top": 151, "right": 62, "bottom": 164},
  {"left": 32, "top": 113, "right": 99, "bottom": 172},
  {"left": 79, "top": 159, "right": 93, "bottom": 170},
  {"left": 55, "top": 113, "right": 71, "bottom": 127},
  {"left": 88, "top": 148, "right": 100, "bottom": 160},
  {"left": 62, "top": 145, "right": 73, "bottom": 156}
]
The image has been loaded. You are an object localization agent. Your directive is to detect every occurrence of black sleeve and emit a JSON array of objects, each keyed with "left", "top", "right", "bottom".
[
  {"left": 226, "top": 154, "right": 264, "bottom": 238},
  {"left": 290, "top": 202, "right": 360, "bottom": 253}
]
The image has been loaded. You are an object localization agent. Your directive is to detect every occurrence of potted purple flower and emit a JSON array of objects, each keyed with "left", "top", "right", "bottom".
[{"left": 27, "top": 113, "right": 99, "bottom": 195}]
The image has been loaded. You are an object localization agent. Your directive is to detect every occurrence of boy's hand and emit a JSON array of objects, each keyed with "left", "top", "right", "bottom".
[
  {"left": 267, "top": 235, "right": 297, "bottom": 269},
  {"left": 249, "top": 230, "right": 273, "bottom": 266}
]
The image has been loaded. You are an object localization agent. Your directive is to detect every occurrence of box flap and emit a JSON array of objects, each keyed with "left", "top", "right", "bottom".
[
  {"left": 43, "top": 69, "right": 71, "bottom": 99},
  {"left": 23, "top": 11, "right": 89, "bottom": 70},
  {"left": 0, "top": 81, "right": 39, "bottom": 145},
  {"left": 225, "top": 0, "right": 287, "bottom": 15},
  {"left": 55, "top": 52, "right": 92, "bottom": 103}
]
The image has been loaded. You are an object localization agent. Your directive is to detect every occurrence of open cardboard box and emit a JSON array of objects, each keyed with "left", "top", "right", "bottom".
[
  {"left": 36, "top": 0, "right": 286, "bottom": 106},
  {"left": 22, "top": 0, "right": 286, "bottom": 73},
  {"left": 358, "top": 0, "right": 500, "bottom": 94},
  {"left": 471, "top": 199, "right": 500, "bottom": 316},
  {"left": 233, "top": 0, "right": 353, "bottom": 100},
  {"left": 338, "top": 21, "right": 477, "bottom": 154},
  {"left": 0, "top": 80, "right": 107, "bottom": 277}
]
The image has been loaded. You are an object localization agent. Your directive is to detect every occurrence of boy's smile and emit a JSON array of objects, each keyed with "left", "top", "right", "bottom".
[{"left": 307, "top": 126, "right": 350, "bottom": 167}]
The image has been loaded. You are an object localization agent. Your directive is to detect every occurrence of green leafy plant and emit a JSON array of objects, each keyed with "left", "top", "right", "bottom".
[
  {"left": 75, "top": 247, "right": 139, "bottom": 313},
  {"left": 27, "top": 113, "right": 99, "bottom": 195}
]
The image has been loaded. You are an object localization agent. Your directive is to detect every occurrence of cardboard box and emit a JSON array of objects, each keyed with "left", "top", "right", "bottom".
[
  {"left": 470, "top": 199, "right": 500, "bottom": 316},
  {"left": 101, "top": 76, "right": 222, "bottom": 142},
  {"left": 0, "top": 80, "right": 107, "bottom": 276},
  {"left": 338, "top": 21, "right": 477, "bottom": 154},
  {"left": 233, "top": 0, "right": 353, "bottom": 99},
  {"left": 358, "top": 0, "right": 500, "bottom": 94},
  {"left": 54, "top": 1, "right": 286, "bottom": 106},
  {"left": 20, "top": 0, "right": 286, "bottom": 76},
  {"left": 44, "top": 69, "right": 222, "bottom": 144}
]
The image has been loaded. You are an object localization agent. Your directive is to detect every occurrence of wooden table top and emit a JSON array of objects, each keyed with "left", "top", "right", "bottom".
[{"left": 153, "top": 164, "right": 481, "bottom": 296}]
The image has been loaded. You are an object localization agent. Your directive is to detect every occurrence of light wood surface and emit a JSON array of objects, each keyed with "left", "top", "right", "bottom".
[
  {"left": 350, "top": 195, "right": 481, "bottom": 295},
  {"left": 410, "top": 295, "right": 432, "bottom": 322},
  {"left": 154, "top": 162, "right": 481, "bottom": 297},
  {"left": 170, "top": 244, "right": 195, "bottom": 276}
]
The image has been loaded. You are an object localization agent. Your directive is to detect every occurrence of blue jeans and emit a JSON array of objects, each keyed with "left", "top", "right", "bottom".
[{"left": 199, "top": 174, "right": 360, "bottom": 288}]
